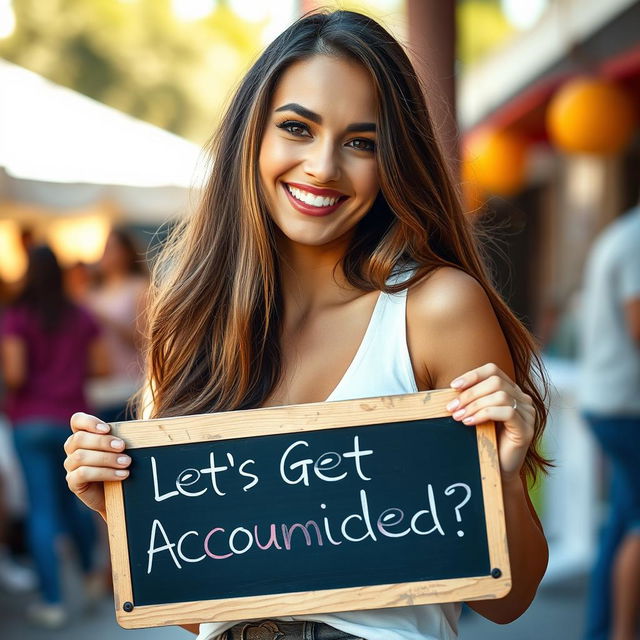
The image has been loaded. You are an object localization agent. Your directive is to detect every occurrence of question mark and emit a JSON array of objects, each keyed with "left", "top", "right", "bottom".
[{"left": 444, "top": 483, "right": 471, "bottom": 537}]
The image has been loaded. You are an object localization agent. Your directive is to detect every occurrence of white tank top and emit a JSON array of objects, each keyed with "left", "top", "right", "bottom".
[{"left": 198, "top": 271, "right": 461, "bottom": 640}]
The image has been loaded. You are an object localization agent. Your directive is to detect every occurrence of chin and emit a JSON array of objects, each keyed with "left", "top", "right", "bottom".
[
  {"left": 278, "top": 224, "right": 343, "bottom": 248},
  {"left": 270, "top": 208, "right": 369, "bottom": 250}
]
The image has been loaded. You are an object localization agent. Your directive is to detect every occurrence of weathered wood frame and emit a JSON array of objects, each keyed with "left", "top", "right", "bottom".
[{"left": 104, "top": 388, "right": 511, "bottom": 629}]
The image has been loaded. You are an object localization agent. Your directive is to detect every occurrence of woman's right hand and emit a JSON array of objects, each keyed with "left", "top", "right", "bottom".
[{"left": 64, "top": 412, "right": 131, "bottom": 520}]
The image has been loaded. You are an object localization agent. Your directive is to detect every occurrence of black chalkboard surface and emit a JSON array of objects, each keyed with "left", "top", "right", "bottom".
[{"left": 104, "top": 390, "right": 511, "bottom": 629}]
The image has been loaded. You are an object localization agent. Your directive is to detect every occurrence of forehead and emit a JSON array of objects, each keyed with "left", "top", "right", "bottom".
[{"left": 270, "top": 55, "right": 377, "bottom": 122}]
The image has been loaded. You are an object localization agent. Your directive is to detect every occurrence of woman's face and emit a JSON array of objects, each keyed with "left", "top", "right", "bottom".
[{"left": 259, "top": 55, "right": 380, "bottom": 248}]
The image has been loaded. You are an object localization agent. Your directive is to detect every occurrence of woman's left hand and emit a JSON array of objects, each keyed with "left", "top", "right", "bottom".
[{"left": 445, "top": 363, "right": 535, "bottom": 482}]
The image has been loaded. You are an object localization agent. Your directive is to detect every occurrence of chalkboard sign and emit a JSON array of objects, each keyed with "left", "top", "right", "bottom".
[{"left": 104, "top": 389, "right": 511, "bottom": 629}]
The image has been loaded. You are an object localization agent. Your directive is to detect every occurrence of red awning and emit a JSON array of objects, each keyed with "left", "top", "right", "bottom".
[{"left": 466, "top": 44, "right": 640, "bottom": 143}]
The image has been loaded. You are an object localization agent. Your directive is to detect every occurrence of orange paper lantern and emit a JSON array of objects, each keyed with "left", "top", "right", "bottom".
[
  {"left": 547, "top": 77, "right": 637, "bottom": 154},
  {"left": 460, "top": 153, "right": 486, "bottom": 214},
  {"left": 464, "top": 128, "right": 528, "bottom": 197}
]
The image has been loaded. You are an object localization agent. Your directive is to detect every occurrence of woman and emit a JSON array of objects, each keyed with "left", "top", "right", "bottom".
[
  {"left": 0, "top": 246, "right": 109, "bottom": 628},
  {"left": 85, "top": 228, "right": 148, "bottom": 423},
  {"left": 64, "top": 10, "right": 549, "bottom": 640}
]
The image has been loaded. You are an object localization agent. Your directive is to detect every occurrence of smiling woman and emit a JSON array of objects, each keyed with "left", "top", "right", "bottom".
[
  {"left": 259, "top": 56, "right": 380, "bottom": 247},
  {"left": 63, "top": 9, "right": 550, "bottom": 640}
]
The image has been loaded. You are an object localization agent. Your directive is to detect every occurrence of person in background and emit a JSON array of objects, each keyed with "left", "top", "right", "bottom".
[
  {"left": 0, "top": 246, "right": 109, "bottom": 628},
  {"left": 85, "top": 228, "right": 148, "bottom": 423},
  {"left": 20, "top": 227, "right": 34, "bottom": 255},
  {"left": 578, "top": 205, "right": 640, "bottom": 640},
  {"left": 65, "top": 260, "right": 93, "bottom": 305},
  {"left": 0, "top": 275, "right": 36, "bottom": 594}
]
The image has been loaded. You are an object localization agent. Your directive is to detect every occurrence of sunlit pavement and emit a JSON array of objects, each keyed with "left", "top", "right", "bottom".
[
  {"left": 0, "top": 590, "right": 183, "bottom": 639},
  {"left": 1, "top": 572, "right": 587, "bottom": 640},
  {"left": 0, "top": 556, "right": 182, "bottom": 640}
]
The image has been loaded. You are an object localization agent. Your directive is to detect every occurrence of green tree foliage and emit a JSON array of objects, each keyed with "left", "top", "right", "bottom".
[
  {"left": 457, "top": 0, "right": 515, "bottom": 69},
  {"left": 0, "top": 0, "right": 266, "bottom": 143}
]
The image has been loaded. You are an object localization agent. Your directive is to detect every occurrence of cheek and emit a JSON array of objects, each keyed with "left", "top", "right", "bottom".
[
  {"left": 351, "top": 160, "right": 380, "bottom": 201},
  {"left": 259, "top": 135, "right": 299, "bottom": 184}
]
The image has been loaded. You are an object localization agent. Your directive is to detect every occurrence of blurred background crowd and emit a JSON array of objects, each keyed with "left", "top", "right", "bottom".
[{"left": 0, "top": 0, "right": 639, "bottom": 639}]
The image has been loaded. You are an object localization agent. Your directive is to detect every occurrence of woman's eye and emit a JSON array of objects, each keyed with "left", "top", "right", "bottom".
[
  {"left": 347, "top": 138, "right": 376, "bottom": 152},
  {"left": 277, "top": 120, "right": 310, "bottom": 137}
]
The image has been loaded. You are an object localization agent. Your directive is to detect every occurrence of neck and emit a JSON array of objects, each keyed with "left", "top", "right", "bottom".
[{"left": 277, "top": 234, "right": 361, "bottom": 325}]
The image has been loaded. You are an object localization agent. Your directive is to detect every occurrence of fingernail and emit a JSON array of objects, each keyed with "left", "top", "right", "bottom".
[
  {"left": 453, "top": 409, "right": 466, "bottom": 419},
  {"left": 115, "top": 470, "right": 129, "bottom": 477},
  {"left": 117, "top": 456, "right": 130, "bottom": 465},
  {"left": 451, "top": 378, "right": 465, "bottom": 389},
  {"left": 463, "top": 417, "right": 474, "bottom": 424},
  {"left": 110, "top": 439, "right": 124, "bottom": 449},
  {"left": 96, "top": 423, "right": 110, "bottom": 433},
  {"left": 446, "top": 399, "right": 460, "bottom": 411}
]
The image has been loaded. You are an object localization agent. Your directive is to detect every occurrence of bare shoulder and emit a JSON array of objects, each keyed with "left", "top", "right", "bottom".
[
  {"left": 408, "top": 266, "right": 493, "bottom": 323},
  {"left": 406, "top": 267, "right": 513, "bottom": 389}
]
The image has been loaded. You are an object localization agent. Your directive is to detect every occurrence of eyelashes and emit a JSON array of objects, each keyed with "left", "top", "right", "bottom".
[
  {"left": 276, "top": 120, "right": 310, "bottom": 137},
  {"left": 348, "top": 138, "right": 376, "bottom": 152},
  {"left": 275, "top": 119, "right": 376, "bottom": 152}
]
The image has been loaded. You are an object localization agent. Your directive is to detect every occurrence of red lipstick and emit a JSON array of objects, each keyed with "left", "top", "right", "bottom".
[{"left": 282, "top": 183, "right": 348, "bottom": 217}]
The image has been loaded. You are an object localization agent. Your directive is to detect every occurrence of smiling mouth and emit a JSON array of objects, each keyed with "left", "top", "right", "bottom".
[{"left": 284, "top": 183, "right": 348, "bottom": 209}]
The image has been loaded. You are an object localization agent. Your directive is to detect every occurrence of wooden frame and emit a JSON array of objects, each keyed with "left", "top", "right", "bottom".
[{"left": 104, "top": 388, "right": 511, "bottom": 629}]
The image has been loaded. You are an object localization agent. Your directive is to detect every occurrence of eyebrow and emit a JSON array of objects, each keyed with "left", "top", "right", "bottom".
[{"left": 274, "top": 102, "right": 376, "bottom": 133}]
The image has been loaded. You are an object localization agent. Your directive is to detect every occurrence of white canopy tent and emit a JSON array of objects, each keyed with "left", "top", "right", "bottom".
[{"left": 0, "top": 59, "right": 206, "bottom": 223}]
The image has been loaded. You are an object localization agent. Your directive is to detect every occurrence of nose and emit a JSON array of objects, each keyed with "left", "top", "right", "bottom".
[{"left": 303, "top": 139, "right": 341, "bottom": 183}]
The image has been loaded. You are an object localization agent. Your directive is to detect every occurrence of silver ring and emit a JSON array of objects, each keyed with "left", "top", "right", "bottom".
[{"left": 511, "top": 397, "right": 518, "bottom": 411}]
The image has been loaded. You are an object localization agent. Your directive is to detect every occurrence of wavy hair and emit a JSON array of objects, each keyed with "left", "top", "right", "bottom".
[{"left": 138, "top": 10, "right": 550, "bottom": 481}]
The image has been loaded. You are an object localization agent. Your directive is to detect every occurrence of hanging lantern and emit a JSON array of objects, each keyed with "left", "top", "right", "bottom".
[
  {"left": 547, "top": 76, "right": 637, "bottom": 154},
  {"left": 463, "top": 128, "right": 528, "bottom": 197},
  {"left": 460, "top": 152, "right": 486, "bottom": 214}
]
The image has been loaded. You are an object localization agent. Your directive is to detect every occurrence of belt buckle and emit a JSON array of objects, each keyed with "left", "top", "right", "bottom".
[{"left": 238, "top": 620, "right": 286, "bottom": 640}]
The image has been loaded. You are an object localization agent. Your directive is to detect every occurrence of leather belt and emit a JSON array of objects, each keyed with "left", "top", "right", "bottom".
[{"left": 219, "top": 620, "right": 363, "bottom": 640}]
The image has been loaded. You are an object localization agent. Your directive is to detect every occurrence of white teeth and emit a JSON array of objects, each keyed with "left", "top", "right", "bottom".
[{"left": 287, "top": 184, "right": 340, "bottom": 207}]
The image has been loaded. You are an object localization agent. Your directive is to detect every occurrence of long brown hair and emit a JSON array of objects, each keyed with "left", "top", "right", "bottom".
[{"left": 139, "top": 10, "right": 550, "bottom": 481}]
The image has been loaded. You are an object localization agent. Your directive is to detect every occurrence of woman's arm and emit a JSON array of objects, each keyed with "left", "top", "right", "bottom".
[
  {"left": 66, "top": 408, "right": 198, "bottom": 636},
  {"left": 179, "top": 624, "right": 199, "bottom": 634},
  {"left": 407, "top": 267, "right": 548, "bottom": 623},
  {"left": 471, "top": 468, "right": 547, "bottom": 622}
]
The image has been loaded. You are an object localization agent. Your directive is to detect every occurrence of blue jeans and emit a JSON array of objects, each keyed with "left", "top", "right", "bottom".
[
  {"left": 13, "top": 420, "right": 97, "bottom": 604},
  {"left": 583, "top": 413, "right": 640, "bottom": 640}
]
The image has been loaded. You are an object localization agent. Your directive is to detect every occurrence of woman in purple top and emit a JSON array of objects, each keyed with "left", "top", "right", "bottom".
[{"left": 0, "top": 245, "right": 109, "bottom": 628}]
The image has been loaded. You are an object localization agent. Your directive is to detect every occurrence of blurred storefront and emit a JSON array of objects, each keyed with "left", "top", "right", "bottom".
[
  {"left": 452, "top": 0, "right": 640, "bottom": 581},
  {"left": 0, "top": 59, "right": 204, "bottom": 283},
  {"left": 459, "top": 0, "right": 639, "bottom": 332}
]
